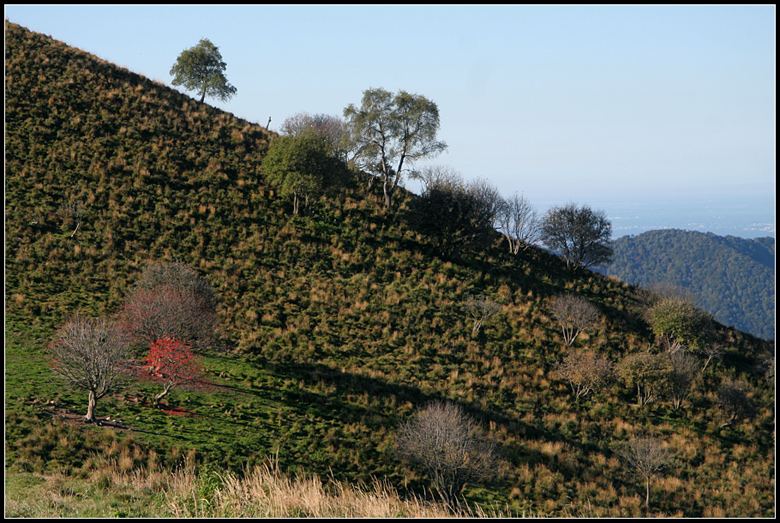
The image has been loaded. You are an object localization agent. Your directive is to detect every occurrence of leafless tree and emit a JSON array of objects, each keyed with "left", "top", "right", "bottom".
[
  {"left": 464, "top": 295, "right": 501, "bottom": 335},
  {"left": 551, "top": 294, "right": 600, "bottom": 346},
  {"left": 555, "top": 350, "right": 613, "bottom": 400},
  {"left": 395, "top": 401, "right": 500, "bottom": 509},
  {"left": 280, "top": 112, "right": 346, "bottom": 155},
  {"left": 496, "top": 192, "right": 540, "bottom": 254},
  {"left": 717, "top": 379, "right": 753, "bottom": 427},
  {"left": 619, "top": 435, "right": 671, "bottom": 510},
  {"left": 666, "top": 351, "right": 699, "bottom": 410},
  {"left": 120, "top": 261, "right": 218, "bottom": 351},
  {"left": 48, "top": 315, "right": 130, "bottom": 423},
  {"left": 57, "top": 199, "right": 85, "bottom": 238},
  {"left": 409, "top": 165, "right": 460, "bottom": 194},
  {"left": 699, "top": 343, "right": 724, "bottom": 372},
  {"left": 468, "top": 177, "right": 504, "bottom": 230}
]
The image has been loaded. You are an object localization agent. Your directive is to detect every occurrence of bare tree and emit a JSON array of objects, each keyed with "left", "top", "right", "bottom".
[
  {"left": 496, "top": 192, "right": 540, "bottom": 254},
  {"left": 395, "top": 401, "right": 500, "bottom": 509},
  {"left": 555, "top": 350, "right": 613, "bottom": 400},
  {"left": 464, "top": 295, "right": 501, "bottom": 335},
  {"left": 57, "top": 199, "right": 85, "bottom": 238},
  {"left": 120, "top": 261, "right": 218, "bottom": 351},
  {"left": 48, "top": 315, "right": 130, "bottom": 423},
  {"left": 666, "top": 351, "right": 699, "bottom": 410},
  {"left": 468, "top": 178, "right": 504, "bottom": 230},
  {"left": 619, "top": 435, "right": 671, "bottom": 510},
  {"left": 699, "top": 343, "right": 724, "bottom": 372},
  {"left": 717, "top": 379, "right": 753, "bottom": 427},
  {"left": 280, "top": 112, "right": 346, "bottom": 156},
  {"left": 409, "top": 165, "right": 460, "bottom": 194},
  {"left": 550, "top": 294, "right": 600, "bottom": 346}
]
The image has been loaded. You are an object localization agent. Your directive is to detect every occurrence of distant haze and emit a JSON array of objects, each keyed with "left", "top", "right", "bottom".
[{"left": 591, "top": 192, "right": 774, "bottom": 239}]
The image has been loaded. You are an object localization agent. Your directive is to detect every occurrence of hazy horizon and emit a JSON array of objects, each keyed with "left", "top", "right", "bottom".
[{"left": 5, "top": 5, "right": 775, "bottom": 242}]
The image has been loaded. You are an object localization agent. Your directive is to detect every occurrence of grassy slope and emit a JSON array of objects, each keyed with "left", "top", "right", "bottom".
[{"left": 4, "top": 21, "right": 775, "bottom": 517}]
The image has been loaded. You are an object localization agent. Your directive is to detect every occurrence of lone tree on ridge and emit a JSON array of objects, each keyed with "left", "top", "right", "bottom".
[{"left": 170, "top": 38, "right": 237, "bottom": 104}]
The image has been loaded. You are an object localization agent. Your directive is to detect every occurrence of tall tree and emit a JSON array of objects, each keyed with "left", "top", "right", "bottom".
[
  {"left": 48, "top": 315, "right": 130, "bottom": 423},
  {"left": 343, "top": 88, "right": 447, "bottom": 209},
  {"left": 540, "top": 203, "right": 613, "bottom": 269},
  {"left": 170, "top": 38, "right": 237, "bottom": 104}
]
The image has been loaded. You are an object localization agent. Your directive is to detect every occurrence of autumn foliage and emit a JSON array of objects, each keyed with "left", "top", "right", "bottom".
[
  {"left": 143, "top": 337, "right": 202, "bottom": 406},
  {"left": 120, "top": 262, "right": 218, "bottom": 351}
]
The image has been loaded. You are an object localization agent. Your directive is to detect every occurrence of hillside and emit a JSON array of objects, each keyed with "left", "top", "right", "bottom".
[
  {"left": 4, "top": 21, "right": 775, "bottom": 517},
  {"left": 600, "top": 230, "right": 775, "bottom": 341}
]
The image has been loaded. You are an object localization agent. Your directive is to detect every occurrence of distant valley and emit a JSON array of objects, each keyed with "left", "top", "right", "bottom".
[{"left": 599, "top": 229, "right": 775, "bottom": 340}]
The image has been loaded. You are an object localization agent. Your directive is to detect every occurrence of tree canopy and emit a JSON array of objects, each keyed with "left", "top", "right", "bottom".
[
  {"left": 343, "top": 88, "right": 446, "bottom": 209},
  {"left": 263, "top": 133, "right": 347, "bottom": 214},
  {"left": 170, "top": 38, "right": 237, "bottom": 104},
  {"left": 540, "top": 203, "right": 613, "bottom": 269}
]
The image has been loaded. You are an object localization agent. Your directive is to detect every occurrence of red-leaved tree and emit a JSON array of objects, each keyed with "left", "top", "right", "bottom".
[{"left": 143, "top": 337, "right": 202, "bottom": 407}]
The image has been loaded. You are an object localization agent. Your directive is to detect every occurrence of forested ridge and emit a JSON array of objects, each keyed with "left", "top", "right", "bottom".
[
  {"left": 601, "top": 229, "right": 775, "bottom": 341},
  {"left": 4, "top": 21, "right": 775, "bottom": 517}
]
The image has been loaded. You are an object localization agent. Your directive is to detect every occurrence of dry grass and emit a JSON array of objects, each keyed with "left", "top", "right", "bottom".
[{"left": 6, "top": 457, "right": 509, "bottom": 518}]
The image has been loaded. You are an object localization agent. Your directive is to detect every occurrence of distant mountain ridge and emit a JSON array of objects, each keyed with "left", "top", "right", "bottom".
[{"left": 600, "top": 229, "right": 775, "bottom": 340}]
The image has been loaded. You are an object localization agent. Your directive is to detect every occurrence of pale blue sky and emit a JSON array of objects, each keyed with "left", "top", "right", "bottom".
[{"left": 5, "top": 4, "right": 775, "bottom": 236}]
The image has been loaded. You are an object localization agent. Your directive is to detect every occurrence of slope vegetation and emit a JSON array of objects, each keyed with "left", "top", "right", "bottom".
[{"left": 4, "top": 22, "right": 775, "bottom": 517}]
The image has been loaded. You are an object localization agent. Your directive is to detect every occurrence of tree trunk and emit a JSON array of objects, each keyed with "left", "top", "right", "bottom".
[
  {"left": 383, "top": 180, "right": 393, "bottom": 209},
  {"left": 85, "top": 390, "right": 97, "bottom": 422},
  {"left": 637, "top": 384, "right": 644, "bottom": 406},
  {"left": 154, "top": 383, "right": 173, "bottom": 407},
  {"left": 645, "top": 478, "right": 650, "bottom": 509}
]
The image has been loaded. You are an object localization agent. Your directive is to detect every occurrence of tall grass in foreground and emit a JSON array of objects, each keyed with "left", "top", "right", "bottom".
[{"left": 5, "top": 458, "right": 514, "bottom": 518}]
